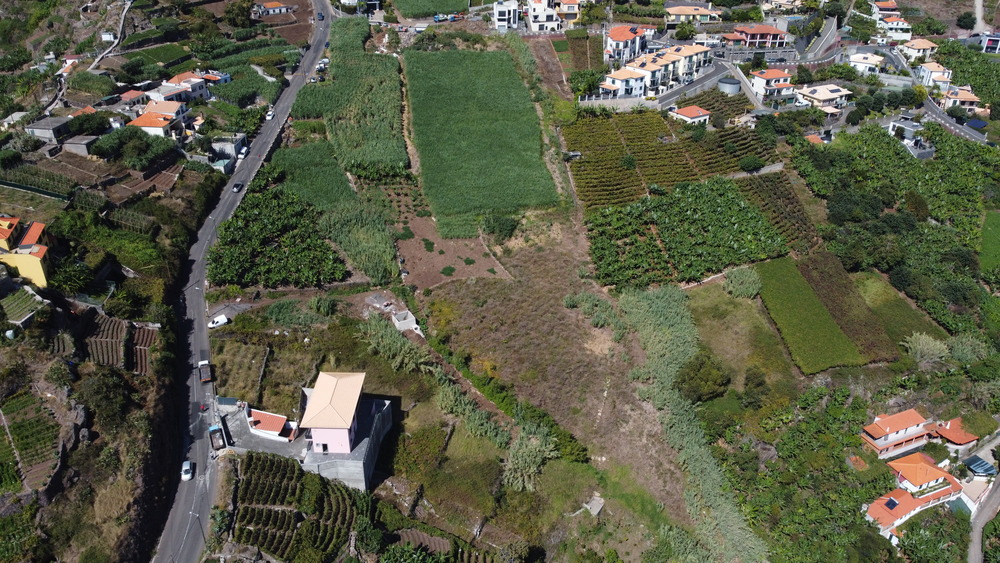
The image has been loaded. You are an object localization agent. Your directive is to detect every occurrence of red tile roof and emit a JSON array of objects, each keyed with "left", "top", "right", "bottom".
[
  {"left": 167, "top": 71, "right": 202, "bottom": 85},
  {"left": 249, "top": 409, "right": 287, "bottom": 433},
  {"left": 121, "top": 89, "right": 146, "bottom": 102},
  {"left": 722, "top": 33, "right": 744, "bottom": 41},
  {"left": 609, "top": 25, "right": 644, "bottom": 42},
  {"left": 889, "top": 452, "right": 950, "bottom": 487},
  {"left": 70, "top": 106, "right": 96, "bottom": 117},
  {"left": 805, "top": 134, "right": 824, "bottom": 144},
  {"left": 19, "top": 222, "right": 45, "bottom": 246},
  {"left": 128, "top": 113, "right": 173, "bottom": 128},
  {"left": 867, "top": 476, "right": 961, "bottom": 529},
  {"left": 936, "top": 418, "right": 978, "bottom": 445},
  {"left": 673, "top": 105, "right": 711, "bottom": 119},
  {"left": 750, "top": 69, "right": 792, "bottom": 80},
  {"left": 883, "top": 16, "right": 908, "bottom": 23},
  {"left": 863, "top": 409, "right": 926, "bottom": 439},
  {"left": 0, "top": 217, "right": 20, "bottom": 242}
]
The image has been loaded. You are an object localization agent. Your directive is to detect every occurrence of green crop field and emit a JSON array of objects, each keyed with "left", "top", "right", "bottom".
[
  {"left": 982, "top": 211, "right": 1000, "bottom": 272},
  {"left": 394, "top": 0, "right": 467, "bottom": 18},
  {"left": 405, "top": 50, "right": 558, "bottom": 238},
  {"left": 124, "top": 43, "right": 189, "bottom": 65},
  {"left": 0, "top": 289, "right": 43, "bottom": 323},
  {"left": 852, "top": 271, "right": 949, "bottom": 343},
  {"left": 757, "top": 258, "right": 865, "bottom": 374}
]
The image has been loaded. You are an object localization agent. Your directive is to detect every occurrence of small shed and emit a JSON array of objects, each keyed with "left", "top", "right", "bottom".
[{"left": 63, "top": 135, "right": 98, "bottom": 156}]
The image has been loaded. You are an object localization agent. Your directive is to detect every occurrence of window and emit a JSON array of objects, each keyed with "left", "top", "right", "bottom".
[{"left": 321, "top": 443, "right": 328, "bottom": 453}]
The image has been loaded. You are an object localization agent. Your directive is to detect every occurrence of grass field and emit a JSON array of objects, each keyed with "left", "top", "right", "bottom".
[
  {"left": 405, "top": 50, "right": 558, "bottom": 237},
  {"left": 982, "top": 211, "right": 1000, "bottom": 272},
  {"left": 270, "top": 143, "right": 353, "bottom": 210},
  {"left": 422, "top": 425, "right": 503, "bottom": 526},
  {"left": 260, "top": 345, "right": 322, "bottom": 416},
  {"left": 852, "top": 272, "right": 949, "bottom": 343},
  {"left": 0, "top": 185, "right": 67, "bottom": 224},
  {"left": 211, "top": 339, "right": 269, "bottom": 402},
  {"left": 757, "top": 258, "right": 865, "bottom": 374},
  {"left": 393, "top": 0, "right": 467, "bottom": 18},
  {"left": 687, "top": 284, "right": 795, "bottom": 392},
  {"left": 123, "top": 43, "right": 189, "bottom": 65}
]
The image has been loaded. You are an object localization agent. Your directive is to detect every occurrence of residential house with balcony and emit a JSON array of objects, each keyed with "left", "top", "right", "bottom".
[
  {"left": 0, "top": 216, "right": 50, "bottom": 288},
  {"left": 795, "top": 83, "right": 851, "bottom": 109},
  {"left": 865, "top": 452, "right": 963, "bottom": 544},
  {"left": 939, "top": 85, "right": 981, "bottom": 115},
  {"left": 599, "top": 68, "right": 646, "bottom": 97},
  {"left": 623, "top": 52, "right": 679, "bottom": 96},
  {"left": 877, "top": 16, "right": 911, "bottom": 42},
  {"left": 660, "top": 44, "right": 712, "bottom": 78},
  {"left": 931, "top": 417, "right": 979, "bottom": 454},
  {"left": 898, "top": 38, "right": 937, "bottom": 62},
  {"left": 492, "top": 0, "right": 520, "bottom": 30},
  {"left": 556, "top": 0, "right": 580, "bottom": 28},
  {"left": 861, "top": 409, "right": 931, "bottom": 458},
  {"left": 849, "top": 53, "right": 883, "bottom": 76},
  {"left": 917, "top": 62, "right": 951, "bottom": 89},
  {"left": 664, "top": 5, "right": 722, "bottom": 28},
  {"left": 979, "top": 32, "right": 1000, "bottom": 54},
  {"left": 527, "top": 0, "right": 562, "bottom": 32},
  {"left": 722, "top": 24, "right": 789, "bottom": 49},
  {"left": 871, "top": 0, "right": 901, "bottom": 18},
  {"left": 749, "top": 69, "right": 794, "bottom": 105},
  {"left": 604, "top": 25, "right": 648, "bottom": 62}
]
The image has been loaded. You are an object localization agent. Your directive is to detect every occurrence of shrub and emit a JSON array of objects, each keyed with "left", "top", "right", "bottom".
[
  {"left": 723, "top": 266, "right": 761, "bottom": 298},
  {"left": 738, "top": 155, "right": 765, "bottom": 173},
  {"left": 502, "top": 423, "right": 559, "bottom": 492},
  {"left": 902, "top": 332, "right": 949, "bottom": 371},
  {"left": 483, "top": 214, "right": 519, "bottom": 244},
  {"left": 68, "top": 72, "right": 116, "bottom": 96},
  {"left": 949, "top": 333, "right": 991, "bottom": 364}
]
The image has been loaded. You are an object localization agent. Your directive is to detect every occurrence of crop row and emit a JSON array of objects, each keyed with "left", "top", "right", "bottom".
[
  {"left": 586, "top": 176, "right": 786, "bottom": 286},
  {"left": 735, "top": 172, "right": 817, "bottom": 246},
  {"left": 234, "top": 525, "right": 296, "bottom": 560},
  {"left": 0, "top": 432, "right": 20, "bottom": 495},
  {"left": 676, "top": 89, "right": 754, "bottom": 121},
  {"left": 236, "top": 506, "right": 297, "bottom": 530},
  {"left": 796, "top": 251, "right": 898, "bottom": 362},
  {"left": 2, "top": 392, "right": 59, "bottom": 468}
]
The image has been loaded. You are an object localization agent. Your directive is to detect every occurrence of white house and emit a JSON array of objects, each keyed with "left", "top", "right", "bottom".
[
  {"left": 866, "top": 453, "right": 963, "bottom": 545},
  {"left": 660, "top": 44, "right": 712, "bottom": 78},
  {"left": 871, "top": 0, "right": 901, "bottom": 18},
  {"left": 849, "top": 53, "right": 883, "bottom": 76},
  {"left": 898, "top": 38, "right": 936, "bottom": 62},
  {"left": 247, "top": 407, "right": 295, "bottom": 441},
  {"left": 748, "top": 69, "right": 794, "bottom": 105},
  {"left": 143, "top": 100, "right": 189, "bottom": 121},
  {"left": 599, "top": 68, "right": 646, "bottom": 97},
  {"left": 556, "top": 0, "right": 581, "bottom": 28},
  {"left": 605, "top": 25, "right": 648, "bottom": 62},
  {"left": 254, "top": 1, "right": 292, "bottom": 17},
  {"left": 624, "top": 52, "right": 679, "bottom": 96},
  {"left": 861, "top": 409, "right": 931, "bottom": 459},
  {"left": 917, "top": 62, "right": 951, "bottom": 89},
  {"left": 492, "top": 0, "right": 520, "bottom": 30},
  {"left": 939, "top": 85, "right": 981, "bottom": 115},
  {"left": 100, "top": 31, "right": 116, "bottom": 42},
  {"left": 526, "top": 0, "right": 562, "bottom": 32},
  {"left": 980, "top": 32, "right": 1000, "bottom": 54},
  {"left": 670, "top": 105, "right": 711, "bottom": 125},
  {"left": 795, "top": 83, "right": 851, "bottom": 109},
  {"left": 877, "top": 16, "right": 911, "bottom": 41},
  {"left": 664, "top": 5, "right": 722, "bottom": 27}
]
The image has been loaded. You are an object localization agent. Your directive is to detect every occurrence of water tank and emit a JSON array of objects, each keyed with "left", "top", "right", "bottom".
[{"left": 718, "top": 77, "right": 741, "bottom": 96}]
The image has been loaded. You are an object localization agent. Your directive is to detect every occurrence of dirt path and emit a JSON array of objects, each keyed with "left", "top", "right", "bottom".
[{"left": 528, "top": 38, "right": 572, "bottom": 100}]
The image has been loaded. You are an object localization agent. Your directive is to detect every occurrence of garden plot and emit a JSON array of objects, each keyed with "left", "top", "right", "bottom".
[
  {"left": 0, "top": 392, "right": 61, "bottom": 491},
  {"left": 405, "top": 50, "right": 558, "bottom": 238}
]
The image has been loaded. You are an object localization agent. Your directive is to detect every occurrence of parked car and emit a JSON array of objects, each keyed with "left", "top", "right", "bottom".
[
  {"left": 310, "top": 76, "right": 318, "bottom": 83},
  {"left": 265, "top": 109, "right": 275, "bottom": 120},
  {"left": 181, "top": 461, "right": 193, "bottom": 481},
  {"left": 208, "top": 314, "right": 229, "bottom": 329},
  {"left": 316, "top": 12, "right": 324, "bottom": 20},
  {"left": 232, "top": 183, "right": 243, "bottom": 193}
]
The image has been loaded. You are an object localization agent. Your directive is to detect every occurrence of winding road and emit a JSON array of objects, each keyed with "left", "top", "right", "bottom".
[{"left": 150, "top": 2, "right": 332, "bottom": 561}]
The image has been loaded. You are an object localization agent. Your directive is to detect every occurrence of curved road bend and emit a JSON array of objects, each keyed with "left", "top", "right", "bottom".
[{"left": 152, "top": 2, "right": 332, "bottom": 561}]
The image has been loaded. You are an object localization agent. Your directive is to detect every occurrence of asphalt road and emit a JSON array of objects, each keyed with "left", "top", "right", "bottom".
[
  {"left": 151, "top": 3, "right": 332, "bottom": 562},
  {"left": 656, "top": 62, "right": 730, "bottom": 107}
]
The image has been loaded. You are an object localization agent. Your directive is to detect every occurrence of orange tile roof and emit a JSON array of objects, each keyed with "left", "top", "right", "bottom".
[
  {"left": 773, "top": 82, "right": 793, "bottom": 88},
  {"left": 888, "top": 452, "right": 950, "bottom": 487},
  {"left": 945, "top": 87, "right": 980, "bottom": 102},
  {"left": 863, "top": 409, "right": 926, "bottom": 439},
  {"left": 19, "top": 222, "right": 45, "bottom": 246},
  {"left": 867, "top": 477, "right": 961, "bottom": 529},
  {"left": 128, "top": 113, "right": 173, "bottom": 128},
  {"left": 262, "top": 1, "right": 286, "bottom": 8},
  {"left": 70, "top": 106, "right": 96, "bottom": 117},
  {"left": 249, "top": 409, "right": 287, "bottom": 433},
  {"left": 609, "top": 25, "right": 644, "bottom": 42},
  {"left": 904, "top": 38, "right": 938, "bottom": 49},
  {"left": 805, "top": 134, "right": 824, "bottom": 144},
  {"left": 722, "top": 33, "right": 744, "bottom": 41},
  {"left": 0, "top": 217, "right": 20, "bottom": 242},
  {"left": 673, "top": 105, "right": 710, "bottom": 119},
  {"left": 751, "top": 69, "right": 792, "bottom": 80},
  {"left": 167, "top": 71, "right": 201, "bottom": 85},
  {"left": 608, "top": 68, "right": 645, "bottom": 80},
  {"left": 883, "top": 16, "right": 908, "bottom": 23},
  {"left": 936, "top": 418, "right": 978, "bottom": 445},
  {"left": 28, "top": 245, "right": 48, "bottom": 259},
  {"left": 121, "top": 89, "right": 146, "bottom": 102},
  {"left": 735, "top": 24, "right": 787, "bottom": 36},
  {"left": 666, "top": 5, "right": 721, "bottom": 15},
  {"left": 144, "top": 100, "right": 184, "bottom": 115},
  {"left": 874, "top": 0, "right": 897, "bottom": 7}
]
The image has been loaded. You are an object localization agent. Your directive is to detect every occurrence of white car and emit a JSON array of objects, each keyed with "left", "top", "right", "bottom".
[
  {"left": 265, "top": 110, "right": 275, "bottom": 121},
  {"left": 208, "top": 314, "right": 229, "bottom": 329},
  {"left": 181, "top": 460, "right": 193, "bottom": 481}
]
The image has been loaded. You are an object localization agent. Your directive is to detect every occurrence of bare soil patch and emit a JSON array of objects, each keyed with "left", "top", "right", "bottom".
[
  {"left": 396, "top": 215, "right": 510, "bottom": 289},
  {"left": 423, "top": 212, "right": 691, "bottom": 529},
  {"left": 900, "top": 0, "right": 974, "bottom": 26},
  {"left": 528, "top": 38, "right": 572, "bottom": 100}
]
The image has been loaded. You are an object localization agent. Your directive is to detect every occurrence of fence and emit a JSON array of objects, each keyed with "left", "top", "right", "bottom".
[
  {"left": 577, "top": 95, "right": 658, "bottom": 111},
  {"left": 0, "top": 179, "right": 73, "bottom": 201}
]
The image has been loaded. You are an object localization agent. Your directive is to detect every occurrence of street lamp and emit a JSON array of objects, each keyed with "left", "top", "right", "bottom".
[{"left": 188, "top": 511, "right": 207, "bottom": 545}]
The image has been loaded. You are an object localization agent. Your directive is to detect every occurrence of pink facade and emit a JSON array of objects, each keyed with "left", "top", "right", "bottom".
[{"left": 310, "top": 425, "right": 354, "bottom": 454}]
